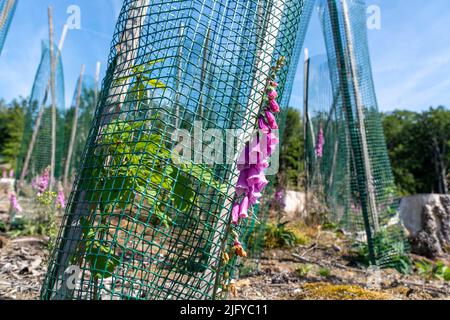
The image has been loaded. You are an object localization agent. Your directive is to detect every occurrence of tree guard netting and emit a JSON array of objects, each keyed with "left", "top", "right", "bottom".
[
  {"left": 16, "top": 41, "right": 65, "bottom": 187},
  {"left": 239, "top": 0, "right": 315, "bottom": 276},
  {"left": 42, "top": 0, "right": 312, "bottom": 300},
  {"left": 305, "top": 0, "right": 408, "bottom": 270},
  {"left": 63, "top": 73, "right": 98, "bottom": 192},
  {"left": 0, "top": 0, "right": 17, "bottom": 55}
]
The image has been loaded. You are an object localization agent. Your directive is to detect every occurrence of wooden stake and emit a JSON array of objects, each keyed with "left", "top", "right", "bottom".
[
  {"left": 303, "top": 48, "right": 310, "bottom": 216},
  {"left": 341, "top": 0, "right": 379, "bottom": 231},
  {"left": 94, "top": 61, "right": 101, "bottom": 107},
  {"left": 175, "top": 23, "right": 184, "bottom": 129},
  {"left": 101, "top": 0, "right": 150, "bottom": 125},
  {"left": 17, "top": 21, "right": 67, "bottom": 193},
  {"left": 48, "top": 6, "right": 57, "bottom": 191},
  {"left": 198, "top": 27, "right": 211, "bottom": 120},
  {"left": 63, "top": 64, "right": 86, "bottom": 191}
]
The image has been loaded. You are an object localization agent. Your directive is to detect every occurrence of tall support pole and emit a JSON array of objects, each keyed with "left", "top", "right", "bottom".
[
  {"left": 45, "top": 1, "right": 151, "bottom": 299},
  {"left": 94, "top": 61, "right": 101, "bottom": 108},
  {"left": 101, "top": 0, "right": 150, "bottom": 125},
  {"left": 63, "top": 64, "right": 86, "bottom": 191},
  {"left": 341, "top": 0, "right": 379, "bottom": 231},
  {"left": 175, "top": 23, "right": 184, "bottom": 129},
  {"left": 303, "top": 48, "right": 310, "bottom": 216},
  {"left": 17, "top": 24, "right": 68, "bottom": 193},
  {"left": 48, "top": 6, "right": 57, "bottom": 191},
  {"left": 0, "top": 0, "right": 15, "bottom": 32},
  {"left": 326, "top": 0, "right": 376, "bottom": 264},
  {"left": 198, "top": 27, "right": 211, "bottom": 120}
]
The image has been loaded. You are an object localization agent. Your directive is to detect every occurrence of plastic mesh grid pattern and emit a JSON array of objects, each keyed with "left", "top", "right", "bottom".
[
  {"left": 63, "top": 75, "right": 98, "bottom": 190},
  {"left": 305, "top": 0, "right": 408, "bottom": 269},
  {"left": 16, "top": 41, "right": 66, "bottom": 183},
  {"left": 239, "top": 0, "right": 316, "bottom": 275},
  {"left": 42, "top": 0, "right": 310, "bottom": 300},
  {"left": 0, "top": 0, "right": 17, "bottom": 55}
]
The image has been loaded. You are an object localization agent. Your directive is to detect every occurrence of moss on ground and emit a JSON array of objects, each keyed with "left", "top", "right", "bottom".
[{"left": 296, "top": 282, "right": 394, "bottom": 300}]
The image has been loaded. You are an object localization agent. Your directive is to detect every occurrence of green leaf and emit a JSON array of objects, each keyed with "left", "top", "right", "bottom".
[
  {"left": 144, "top": 79, "right": 166, "bottom": 89},
  {"left": 86, "top": 244, "right": 120, "bottom": 280},
  {"left": 171, "top": 173, "right": 195, "bottom": 213}
]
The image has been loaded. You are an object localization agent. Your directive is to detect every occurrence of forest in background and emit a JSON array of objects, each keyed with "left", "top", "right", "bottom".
[{"left": 1, "top": 99, "right": 449, "bottom": 196}]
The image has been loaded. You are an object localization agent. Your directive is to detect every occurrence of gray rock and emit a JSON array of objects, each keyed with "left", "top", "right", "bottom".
[{"left": 399, "top": 194, "right": 450, "bottom": 258}]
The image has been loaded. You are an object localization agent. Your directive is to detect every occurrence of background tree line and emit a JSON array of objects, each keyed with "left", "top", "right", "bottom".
[
  {"left": 382, "top": 106, "right": 450, "bottom": 195},
  {"left": 0, "top": 98, "right": 26, "bottom": 168},
  {"left": 1, "top": 98, "right": 449, "bottom": 196},
  {"left": 277, "top": 106, "right": 450, "bottom": 196}
]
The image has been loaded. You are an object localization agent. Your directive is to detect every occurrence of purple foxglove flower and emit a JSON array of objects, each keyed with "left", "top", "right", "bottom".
[
  {"left": 267, "top": 90, "right": 278, "bottom": 100},
  {"left": 38, "top": 169, "right": 50, "bottom": 194},
  {"left": 258, "top": 116, "right": 270, "bottom": 134},
  {"left": 238, "top": 135, "right": 266, "bottom": 170},
  {"left": 31, "top": 178, "right": 37, "bottom": 190},
  {"left": 315, "top": 127, "right": 324, "bottom": 158},
  {"left": 236, "top": 169, "right": 249, "bottom": 196},
  {"left": 9, "top": 192, "right": 22, "bottom": 213},
  {"left": 9, "top": 169, "right": 14, "bottom": 178},
  {"left": 247, "top": 166, "right": 268, "bottom": 192},
  {"left": 239, "top": 196, "right": 249, "bottom": 219},
  {"left": 256, "top": 158, "right": 270, "bottom": 170},
  {"left": 248, "top": 187, "right": 262, "bottom": 205},
  {"left": 269, "top": 99, "right": 280, "bottom": 113},
  {"left": 275, "top": 189, "right": 284, "bottom": 201},
  {"left": 248, "top": 134, "right": 263, "bottom": 165},
  {"left": 237, "top": 145, "right": 249, "bottom": 171},
  {"left": 231, "top": 203, "right": 240, "bottom": 225},
  {"left": 255, "top": 175, "right": 269, "bottom": 193},
  {"left": 267, "top": 132, "right": 279, "bottom": 156},
  {"left": 2, "top": 169, "right": 6, "bottom": 179},
  {"left": 57, "top": 189, "right": 66, "bottom": 209},
  {"left": 265, "top": 110, "right": 278, "bottom": 130}
]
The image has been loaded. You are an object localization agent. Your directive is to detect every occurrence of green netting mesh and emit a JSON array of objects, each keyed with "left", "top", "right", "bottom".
[
  {"left": 16, "top": 40, "right": 65, "bottom": 187},
  {"left": 63, "top": 72, "right": 98, "bottom": 192},
  {"left": 0, "top": 0, "right": 17, "bottom": 55},
  {"left": 41, "top": 0, "right": 310, "bottom": 300},
  {"left": 305, "top": 0, "right": 408, "bottom": 270},
  {"left": 239, "top": 0, "right": 315, "bottom": 277}
]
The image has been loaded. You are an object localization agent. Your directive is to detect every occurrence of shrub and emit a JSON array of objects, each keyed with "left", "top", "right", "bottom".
[
  {"left": 296, "top": 264, "right": 313, "bottom": 278},
  {"left": 264, "top": 222, "right": 310, "bottom": 249},
  {"left": 318, "top": 267, "right": 332, "bottom": 278},
  {"left": 415, "top": 259, "right": 450, "bottom": 281}
]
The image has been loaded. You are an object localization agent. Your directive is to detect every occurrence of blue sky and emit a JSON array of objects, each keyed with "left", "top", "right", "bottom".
[{"left": 0, "top": 0, "right": 449, "bottom": 112}]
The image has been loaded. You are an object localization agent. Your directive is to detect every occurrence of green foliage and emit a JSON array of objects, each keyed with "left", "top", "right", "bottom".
[
  {"left": 264, "top": 222, "right": 308, "bottom": 249},
  {"left": 296, "top": 264, "right": 313, "bottom": 278},
  {"left": 7, "top": 216, "right": 52, "bottom": 238},
  {"left": 318, "top": 267, "right": 332, "bottom": 278},
  {"left": 78, "top": 217, "right": 120, "bottom": 280},
  {"left": 36, "top": 191, "right": 57, "bottom": 206},
  {"left": 279, "top": 107, "right": 304, "bottom": 190},
  {"left": 382, "top": 107, "right": 450, "bottom": 195},
  {"left": 0, "top": 98, "right": 26, "bottom": 167},
  {"left": 415, "top": 260, "right": 450, "bottom": 282},
  {"left": 82, "top": 118, "right": 224, "bottom": 228},
  {"left": 351, "top": 229, "right": 412, "bottom": 274},
  {"left": 114, "top": 58, "right": 166, "bottom": 101}
]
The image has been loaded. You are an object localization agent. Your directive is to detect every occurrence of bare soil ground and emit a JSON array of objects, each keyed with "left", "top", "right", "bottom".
[
  {"left": 1, "top": 229, "right": 449, "bottom": 300},
  {"left": 0, "top": 235, "right": 47, "bottom": 300},
  {"left": 1, "top": 193, "right": 449, "bottom": 300},
  {"left": 233, "top": 230, "right": 450, "bottom": 300}
]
